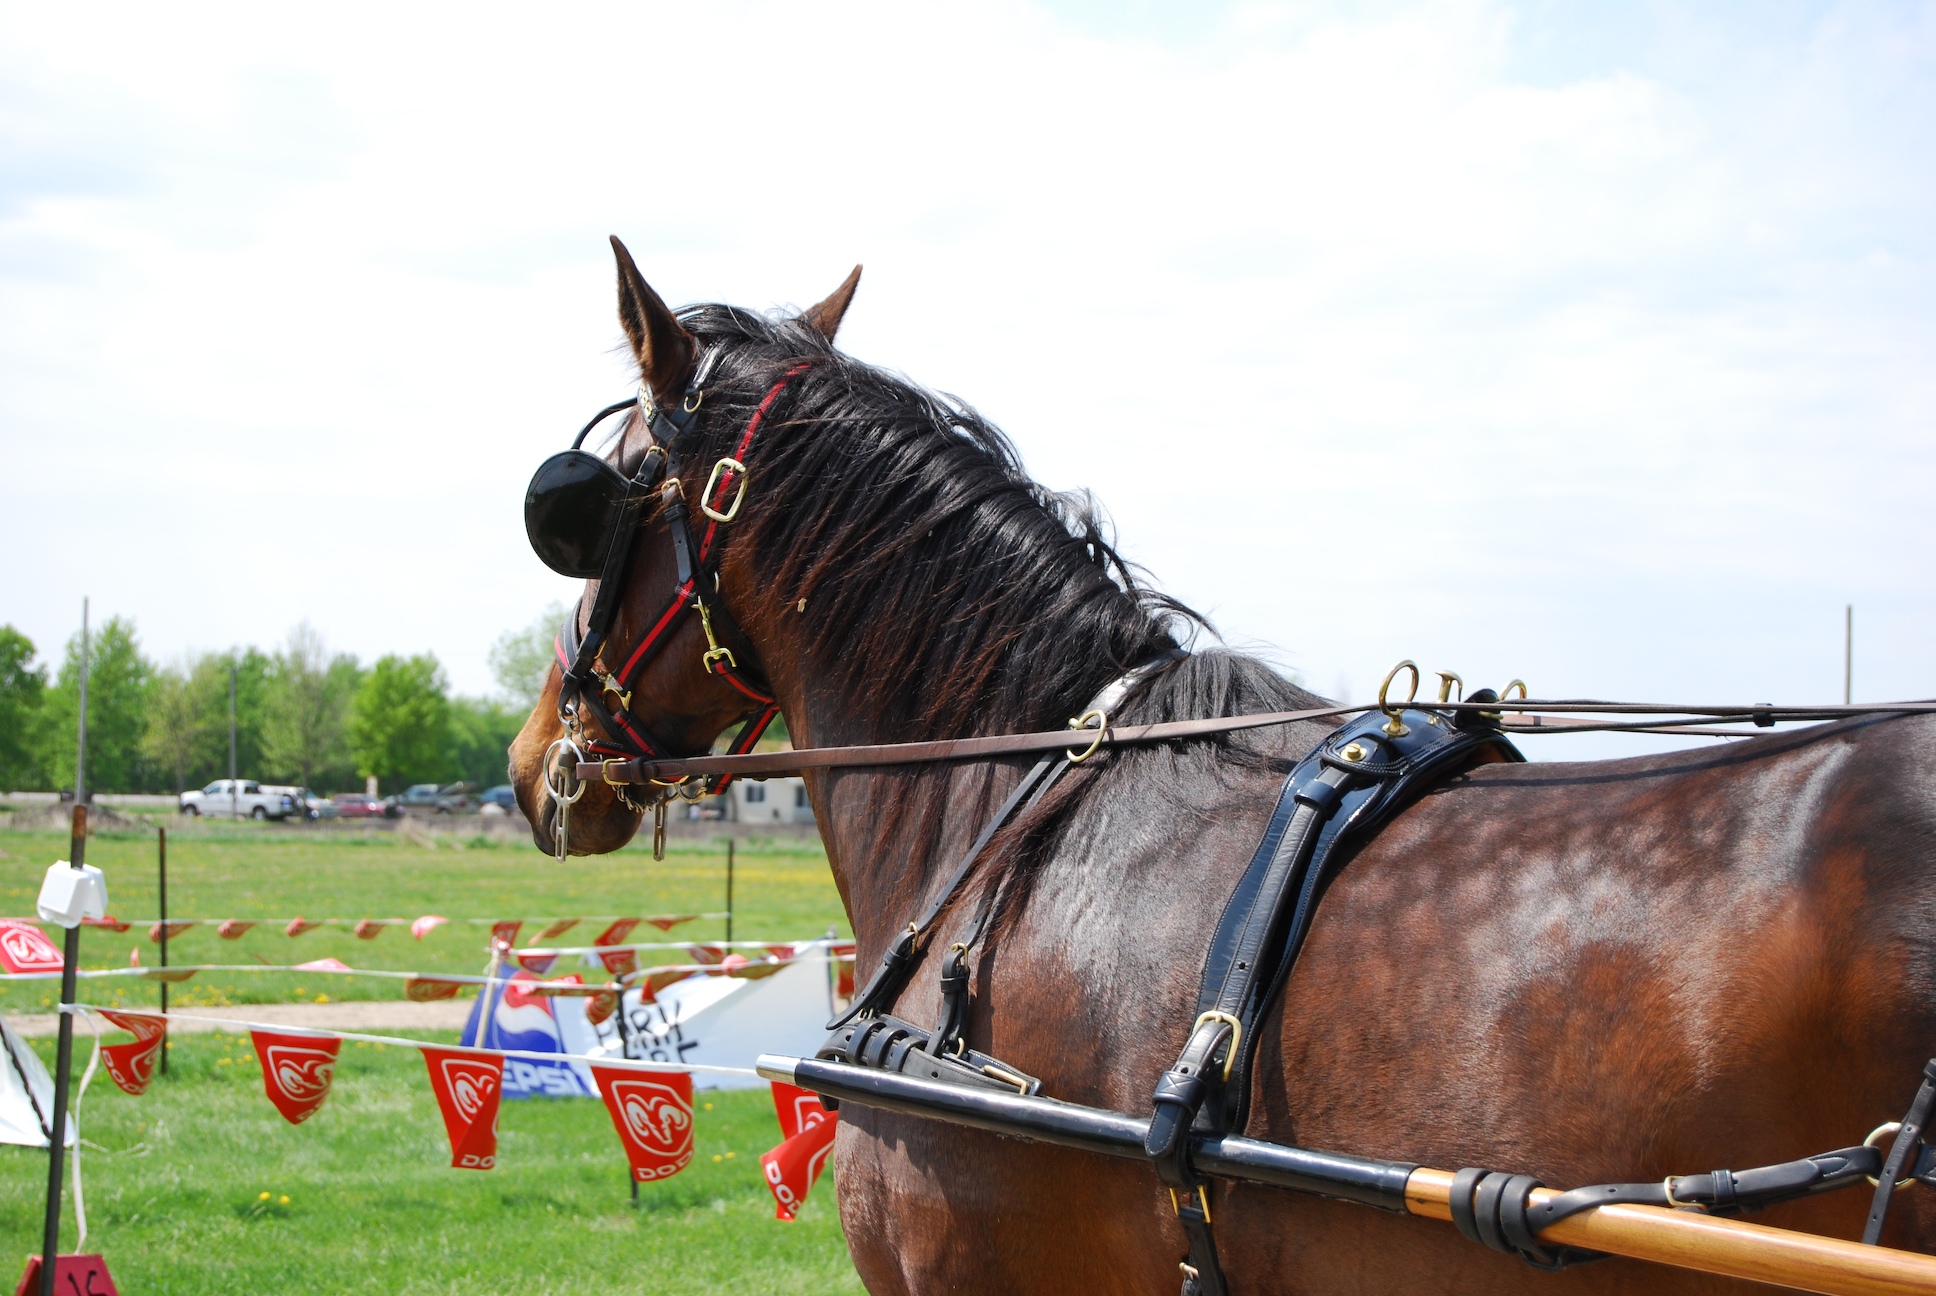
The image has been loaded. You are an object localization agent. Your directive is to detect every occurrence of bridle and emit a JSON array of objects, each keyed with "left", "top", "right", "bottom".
[{"left": 524, "top": 344, "right": 812, "bottom": 857}]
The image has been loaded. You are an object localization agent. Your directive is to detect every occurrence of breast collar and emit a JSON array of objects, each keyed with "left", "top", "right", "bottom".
[{"left": 554, "top": 348, "right": 814, "bottom": 801}]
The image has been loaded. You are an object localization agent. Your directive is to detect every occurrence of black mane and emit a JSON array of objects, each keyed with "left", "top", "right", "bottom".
[{"left": 674, "top": 306, "right": 1217, "bottom": 739}]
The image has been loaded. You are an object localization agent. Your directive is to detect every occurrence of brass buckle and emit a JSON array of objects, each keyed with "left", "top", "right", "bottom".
[
  {"left": 1192, "top": 1010, "right": 1242, "bottom": 1082},
  {"left": 1167, "top": 1185, "right": 1212, "bottom": 1223},
  {"left": 1864, "top": 1122, "right": 1921, "bottom": 1190},
  {"left": 599, "top": 759, "right": 631, "bottom": 786},
  {"left": 596, "top": 670, "right": 631, "bottom": 711},
  {"left": 1066, "top": 709, "right": 1107, "bottom": 763},
  {"left": 1378, "top": 661, "right": 1419, "bottom": 737},
  {"left": 695, "top": 597, "right": 737, "bottom": 673},
  {"left": 700, "top": 457, "right": 749, "bottom": 523}
]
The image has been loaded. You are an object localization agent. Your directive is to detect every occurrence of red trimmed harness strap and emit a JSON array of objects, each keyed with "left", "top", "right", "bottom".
[{"left": 562, "top": 361, "right": 810, "bottom": 791}]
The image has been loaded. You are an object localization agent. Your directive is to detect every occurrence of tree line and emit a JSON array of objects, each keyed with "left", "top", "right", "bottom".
[{"left": 0, "top": 609, "right": 561, "bottom": 796}]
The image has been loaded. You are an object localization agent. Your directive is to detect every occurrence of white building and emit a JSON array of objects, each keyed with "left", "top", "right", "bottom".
[{"left": 727, "top": 776, "right": 814, "bottom": 825}]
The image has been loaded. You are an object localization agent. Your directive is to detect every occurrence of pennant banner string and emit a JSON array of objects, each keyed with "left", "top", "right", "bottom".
[{"left": 59, "top": 1004, "right": 761, "bottom": 1077}]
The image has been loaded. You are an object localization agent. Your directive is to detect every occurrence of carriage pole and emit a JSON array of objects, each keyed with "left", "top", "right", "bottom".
[{"left": 763, "top": 1054, "right": 1936, "bottom": 1296}]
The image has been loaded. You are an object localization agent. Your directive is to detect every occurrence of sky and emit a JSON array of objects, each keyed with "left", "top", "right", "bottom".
[{"left": 2, "top": 1, "right": 1931, "bottom": 757}]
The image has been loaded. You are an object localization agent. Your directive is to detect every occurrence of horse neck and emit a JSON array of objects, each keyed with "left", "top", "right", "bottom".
[{"left": 719, "top": 553, "right": 1124, "bottom": 954}]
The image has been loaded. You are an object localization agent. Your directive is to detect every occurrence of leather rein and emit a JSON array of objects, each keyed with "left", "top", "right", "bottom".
[{"left": 575, "top": 693, "right": 1936, "bottom": 787}]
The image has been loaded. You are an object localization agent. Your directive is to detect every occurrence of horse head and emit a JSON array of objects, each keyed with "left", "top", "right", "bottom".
[{"left": 509, "top": 237, "right": 861, "bottom": 856}]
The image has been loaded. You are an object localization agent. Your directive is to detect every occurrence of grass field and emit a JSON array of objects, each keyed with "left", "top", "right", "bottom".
[
  {"left": 0, "top": 1030, "right": 863, "bottom": 1294},
  {"left": 0, "top": 821, "right": 851, "bottom": 1013},
  {"left": 0, "top": 818, "right": 864, "bottom": 1292}
]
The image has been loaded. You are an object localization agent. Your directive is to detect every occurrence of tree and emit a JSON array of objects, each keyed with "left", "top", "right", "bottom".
[
  {"left": 141, "top": 657, "right": 221, "bottom": 794},
  {"left": 39, "top": 616, "right": 152, "bottom": 794},
  {"left": 0, "top": 627, "right": 46, "bottom": 790},
  {"left": 449, "top": 696, "right": 524, "bottom": 791},
  {"left": 488, "top": 602, "right": 567, "bottom": 710},
  {"left": 261, "top": 623, "right": 361, "bottom": 790},
  {"left": 349, "top": 654, "right": 452, "bottom": 792}
]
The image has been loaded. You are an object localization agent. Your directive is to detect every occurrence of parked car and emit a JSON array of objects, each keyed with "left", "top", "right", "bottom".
[
  {"left": 479, "top": 785, "right": 518, "bottom": 812},
  {"left": 294, "top": 788, "right": 337, "bottom": 820},
  {"left": 180, "top": 779, "right": 299, "bottom": 820},
  {"left": 395, "top": 782, "right": 475, "bottom": 814},
  {"left": 331, "top": 793, "right": 395, "bottom": 820}
]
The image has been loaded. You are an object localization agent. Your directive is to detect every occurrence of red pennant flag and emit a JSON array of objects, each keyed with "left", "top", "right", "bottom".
[
  {"left": 592, "top": 919, "right": 641, "bottom": 975},
  {"left": 285, "top": 917, "right": 322, "bottom": 937},
  {"left": 353, "top": 919, "right": 390, "bottom": 940},
  {"left": 534, "top": 918, "right": 579, "bottom": 941},
  {"left": 0, "top": 921, "right": 63, "bottom": 974},
  {"left": 251, "top": 1030, "right": 342, "bottom": 1124},
  {"left": 685, "top": 943, "right": 726, "bottom": 965},
  {"left": 422, "top": 1048, "right": 503, "bottom": 1170},
  {"left": 410, "top": 914, "right": 448, "bottom": 939},
  {"left": 585, "top": 989, "right": 620, "bottom": 1026},
  {"left": 97, "top": 1011, "right": 166, "bottom": 1095},
  {"left": 81, "top": 915, "right": 131, "bottom": 933},
  {"left": 593, "top": 918, "right": 641, "bottom": 945},
  {"left": 761, "top": 1082, "right": 838, "bottom": 1221},
  {"left": 13, "top": 1254, "right": 119, "bottom": 1296},
  {"left": 490, "top": 920, "right": 522, "bottom": 949},
  {"left": 404, "top": 976, "right": 464, "bottom": 1002},
  {"left": 833, "top": 943, "right": 856, "bottom": 999},
  {"left": 148, "top": 921, "right": 195, "bottom": 943},
  {"left": 516, "top": 952, "right": 559, "bottom": 975},
  {"left": 293, "top": 957, "right": 351, "bottom": 972},
  {"left": 217, "top": 920, "right": 257, "bottom": 939},
  {"left": 643, "top": 914, "right": 694, "bottom": 933},
  {"left": 590, "top": 1066, "right": 694, "bottom": 1182}
]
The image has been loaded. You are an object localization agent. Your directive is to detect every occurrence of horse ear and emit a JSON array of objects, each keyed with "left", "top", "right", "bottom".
[
  {"left": 800, "top": 265, "right": 863, "bottom": 341},
  {"left": 610, "top": 236, "right": 696, "bottom": 401}
]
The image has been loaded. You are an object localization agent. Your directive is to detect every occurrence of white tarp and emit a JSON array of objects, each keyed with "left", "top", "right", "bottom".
[
  {"left": 588, "top": 942, "right": 836, "bottom": 1090},
  {"left": 0, "top": 1016, "right": 73, "bottom": 1148}
]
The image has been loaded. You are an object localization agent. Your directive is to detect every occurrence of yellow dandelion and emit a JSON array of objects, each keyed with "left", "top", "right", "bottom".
[
  {"left": 703, "top": 1102, "right": 713, "bottom": 1111},
  {"left": 258, "top": 1191, "right": 270, "bottom": 1201},
  {"left": 313, "top": 994, "right": 329, "bottom": 1004},
  {"left": 279, "top": 1195, "right": 289, "bottom": 1205},
  {"left": 711, "top": 1154, "right": 722, "bottom": 1163},
  {"left": 725, "top": 1151, "right": 735, "bottom": 1159}
]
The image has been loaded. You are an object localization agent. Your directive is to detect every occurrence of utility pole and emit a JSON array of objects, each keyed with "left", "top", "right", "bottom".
[
  {"left": 74, "top": 599, "right": 88, "bottom": 806},
  {"left": 1844, "top": 604, "right": 1853, "bottom": 706},
  {"left": 229, "top": 661, "right": 238, "bottom": 820}
]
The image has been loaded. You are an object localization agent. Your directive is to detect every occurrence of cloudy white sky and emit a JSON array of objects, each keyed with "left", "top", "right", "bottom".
[{"left": 3, "top": 1, "right": 1931, "bottom": 753}]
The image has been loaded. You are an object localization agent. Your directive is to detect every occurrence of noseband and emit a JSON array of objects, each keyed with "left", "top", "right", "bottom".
[{"left": 527, "top": 348, "right": 811, "bottom": 853}]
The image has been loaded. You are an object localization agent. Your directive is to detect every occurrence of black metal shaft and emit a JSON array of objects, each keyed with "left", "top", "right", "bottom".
[
  {"left": 158, "top": 825, "right": 168, "bottom": 1075},
  {"left": 40, "top": 808, "right": 87, "bottom": 1292},
  {"left": 761, "top": 1054, "right": 1418, "bottom": 1213},
  {"left": 725, "top": 840, "right": 734, "bottom": 944}
]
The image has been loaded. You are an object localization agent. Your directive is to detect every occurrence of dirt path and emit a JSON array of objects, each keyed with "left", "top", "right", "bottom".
[{"left": 5, "top": 999, "right": 472, "bottom": 1037}]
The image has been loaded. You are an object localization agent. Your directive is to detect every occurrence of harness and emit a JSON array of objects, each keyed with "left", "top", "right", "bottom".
[
  {"left": 528, "top": 361, "right": 1936, "bottom": 1289},
  {"left": 529, "top": 351, "right": 810, "bottom": 858}
]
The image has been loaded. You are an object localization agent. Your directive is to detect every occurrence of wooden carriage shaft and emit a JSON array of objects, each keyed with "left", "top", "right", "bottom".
[{"left": 760, "top": 1056, "right": 1936, "bottom": 1296}]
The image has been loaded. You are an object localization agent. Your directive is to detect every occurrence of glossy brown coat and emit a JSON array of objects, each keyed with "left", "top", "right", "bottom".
[{"left": 511, "top": 247, "right": 1936, "bottom": 1292}]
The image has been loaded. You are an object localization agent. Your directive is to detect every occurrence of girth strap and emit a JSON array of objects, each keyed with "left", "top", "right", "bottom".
[{"left": 1146, "top": 699, "right": 1520, "bottom": 1293}]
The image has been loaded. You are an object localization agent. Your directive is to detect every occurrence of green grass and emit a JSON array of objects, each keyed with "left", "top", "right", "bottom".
[
  {"left": 0, "top": 824, "right": 849, "bottom": 1012},
  {"left": 0, "top": 1030, "right": 862, "bottom": 1294}
]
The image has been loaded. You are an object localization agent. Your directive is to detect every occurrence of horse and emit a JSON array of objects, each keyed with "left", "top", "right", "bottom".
[{"left": 508, "top": 237, "right": 1936, "bottom": 1293}]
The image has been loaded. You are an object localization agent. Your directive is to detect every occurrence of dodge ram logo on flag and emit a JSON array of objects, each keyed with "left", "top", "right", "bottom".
[
  {"left": 761, "top": 1081, "right": 837, "bottom": 1220},
  {"left": 0, "top": 921, "right": 63, "bottom": 975},
  {"left": 98, "top": 1011, "right": 166, "bottom": 1095},
  {"left": 250, "top": 1031, "right": 341, "bottom": 1124},
  {"left": 590, "top": 1066, "right": 693, "bottom": 1182},
  {"left": 423, "top": 1048, "right": 503, "bottom": 1170}
]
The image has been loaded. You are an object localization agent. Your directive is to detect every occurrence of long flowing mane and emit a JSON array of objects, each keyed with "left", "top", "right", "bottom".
[{"left": 671, "top": 305, "right": 1321, "bottom": 754}]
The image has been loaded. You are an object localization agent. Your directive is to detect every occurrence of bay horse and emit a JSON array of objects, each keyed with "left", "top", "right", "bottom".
[{"left": 509, "top": 238, "right": 1936, "bottom": 1293}]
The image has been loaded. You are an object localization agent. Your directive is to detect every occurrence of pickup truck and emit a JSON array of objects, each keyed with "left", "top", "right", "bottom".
[
  {"left": 180, "top": 779, "right": 301, "bottom": 820},
  {"left": 393, "top": 782, "right": 475, "bottom": 814}
]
